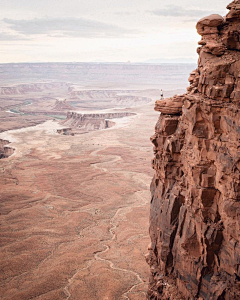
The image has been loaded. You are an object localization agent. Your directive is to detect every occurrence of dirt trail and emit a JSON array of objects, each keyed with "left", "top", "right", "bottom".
[{"left": 88, "top": 144, "right": 151, "bottom": 299}]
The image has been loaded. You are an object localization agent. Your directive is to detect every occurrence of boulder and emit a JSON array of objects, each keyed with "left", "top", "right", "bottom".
[{"left": 155, "top": 95, "right": 184, "bottom": 115}]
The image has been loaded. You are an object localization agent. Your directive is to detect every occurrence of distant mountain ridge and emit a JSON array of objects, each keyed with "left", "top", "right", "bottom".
[
  {"left": 143, "top": 57, "right": 197, "bottom": 64},
  {"left": 0, "top": 62, "right": 196, "bottom": 90}
]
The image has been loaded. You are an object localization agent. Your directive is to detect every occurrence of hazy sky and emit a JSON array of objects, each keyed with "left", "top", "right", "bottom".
[{"left": 0, "top": 0, "right": 230, "bottom": 63}]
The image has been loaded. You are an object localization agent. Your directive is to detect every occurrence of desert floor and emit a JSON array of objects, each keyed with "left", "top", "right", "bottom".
[{"left": 0, "top": 97, "right": 161, "bottom": 300}]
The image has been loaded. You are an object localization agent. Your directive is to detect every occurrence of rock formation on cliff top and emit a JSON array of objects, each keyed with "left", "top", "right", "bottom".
[
  {"left": 53, "top": 99, "right": 73, "bottom": 111},
  {"left": 147, "top": 1, "right": 240, "bottom": 299},
  {"left": 61, "top": 111, "right": 135, "bottom": 132}
]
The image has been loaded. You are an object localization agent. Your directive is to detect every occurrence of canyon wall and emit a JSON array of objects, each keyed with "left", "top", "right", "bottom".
[
  {"left": 0, "top": 82, "right": 69, "bottom": 95},
  {"left": 61, "top": 111, "right": 135, "bottom": 132},
  {"left": 147, "top": 1, "right": 240, "bottom": 299}
]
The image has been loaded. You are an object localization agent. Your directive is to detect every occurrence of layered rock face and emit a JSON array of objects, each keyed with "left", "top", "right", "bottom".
[
  {"left": 0, "top": 139, "right": 14, "bottom": 159},
  {"left": 61, "top": 111, "right": 135, "bottom": 132},
  {"left": 147, "top": 1, "right": 240, "bottom": 299},
  {"left": 0, "top": 82, "right": 69, "bottom": 95}
]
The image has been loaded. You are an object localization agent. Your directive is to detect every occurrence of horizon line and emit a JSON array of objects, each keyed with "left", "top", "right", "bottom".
[{"left": 0, "top": 61, "right": 197, "bottom": 65}]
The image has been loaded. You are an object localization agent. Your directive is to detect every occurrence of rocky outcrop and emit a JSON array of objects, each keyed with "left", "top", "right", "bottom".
[
  {"left": 0, "top": 139, "right": 14, "bottom": 159},
  {"left": 52, "top": 99, "right": 73, "bottom": 111},
  {"left": 69, "top": 89, "right": 152, "bottom": 107},
  {"left": 147, "top": 2, "right": 240, "bottom": 299},
  {"left": 61, "top": 111, "right": 135, "bottom": 132},
  {"left": 155, "top": 95, "right": 185, "bottom": 115}
]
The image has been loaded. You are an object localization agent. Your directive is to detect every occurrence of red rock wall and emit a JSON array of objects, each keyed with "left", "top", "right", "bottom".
[{"left": 147, "top": 1, "right": 240, "bottom": 299}]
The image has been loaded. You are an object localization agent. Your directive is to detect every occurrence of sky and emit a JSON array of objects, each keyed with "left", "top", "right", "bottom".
[{"left": 0, "top": 0, "right": 230, "bottom": 63}]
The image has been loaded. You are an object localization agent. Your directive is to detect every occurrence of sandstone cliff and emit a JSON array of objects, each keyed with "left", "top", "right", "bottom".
[
  {"left": 147, "top": 1, "right": 240, "bottom": 299},
  {"left": 61, "top": 111, "right": 135, "bottom": 132}
]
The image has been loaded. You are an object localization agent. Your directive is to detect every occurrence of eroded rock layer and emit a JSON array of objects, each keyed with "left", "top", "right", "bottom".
[
  {"left": 147, "top": 1, "right": 240, "bottom": 299},
  {"left": 61, "top": 111, "right": 135, "bottom": 132},
  {"left": 0, "top": 139, "right": 14, "bottom": 159}
]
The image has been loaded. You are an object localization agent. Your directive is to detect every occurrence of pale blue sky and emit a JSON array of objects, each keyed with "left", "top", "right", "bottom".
[{"left": 0, "top": 0, "right": 230, "bottom": 63}]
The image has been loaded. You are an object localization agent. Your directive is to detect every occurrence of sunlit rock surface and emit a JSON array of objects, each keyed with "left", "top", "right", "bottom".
[
  {"left": 61, "top": 111, "right": 136, "bottom": 133},
  {"left": 147, "top": 1, "right": 240, "bottom": 299}
]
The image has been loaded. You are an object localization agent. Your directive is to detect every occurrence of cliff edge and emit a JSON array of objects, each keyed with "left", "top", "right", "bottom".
[{"left": 147, "top": 1, "right": 240, "bottom": 299}]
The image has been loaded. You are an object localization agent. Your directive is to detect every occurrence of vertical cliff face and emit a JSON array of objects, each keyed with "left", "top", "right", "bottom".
[{"left": 147, "top": 1, "right": 240, "bottom": 299}]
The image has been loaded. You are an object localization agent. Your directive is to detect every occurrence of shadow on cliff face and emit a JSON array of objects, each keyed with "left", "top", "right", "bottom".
[
  {"left": 57, "top": 111, "right": 136, "bottom": 135},
  {"left": 147, "top": 1, "right": 240, "bottom": 299},
  {"left": 0, "top": 139, "right": 14, "bottom": 159}
]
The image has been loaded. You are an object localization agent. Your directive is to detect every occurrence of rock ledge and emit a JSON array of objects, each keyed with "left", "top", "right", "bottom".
[{"left": 147, "top": 1, "right": 240, "bottom": 299}]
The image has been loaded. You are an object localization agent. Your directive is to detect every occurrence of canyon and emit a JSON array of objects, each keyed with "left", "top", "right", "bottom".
[
  {"left": 147, "top": 1, "right": 240, "bottom": 299},
  {"left": 0, "top": 62, "right": 193, "bottom": 299}
]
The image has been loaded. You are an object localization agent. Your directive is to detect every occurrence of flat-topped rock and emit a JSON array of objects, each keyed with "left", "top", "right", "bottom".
[
  {"left": 155, "top": 95, "right": 184, "bottom": 115},
  {"left": 196, "top": 14, "right": 224, "bottom": 35}
]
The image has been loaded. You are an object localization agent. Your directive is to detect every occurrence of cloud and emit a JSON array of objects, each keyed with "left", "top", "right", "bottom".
[
  {"left": 150, "top": 5, "right": 211, "bottom": 17},
  {"left": 0, "top": 32, "right": 30, "bottom": 41},
  {"left": 2, "top": 17, "right": 137, "bottom": 38}
]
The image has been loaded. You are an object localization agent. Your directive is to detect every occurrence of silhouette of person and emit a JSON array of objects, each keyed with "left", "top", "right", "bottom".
[{"left": 160, "top": 89, "right": 164, "bottom": 99}]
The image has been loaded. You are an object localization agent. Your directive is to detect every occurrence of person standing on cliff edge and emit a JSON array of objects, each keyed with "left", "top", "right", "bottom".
[{"left": 160, "top": 89, "right": 164, "bottom": 99}]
